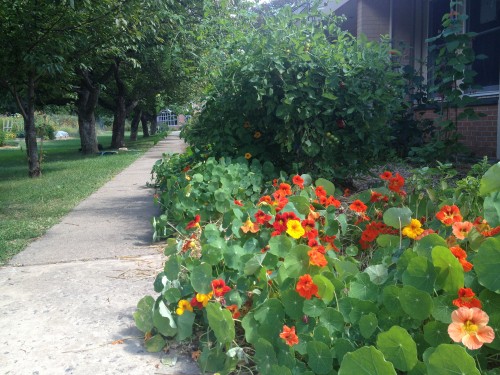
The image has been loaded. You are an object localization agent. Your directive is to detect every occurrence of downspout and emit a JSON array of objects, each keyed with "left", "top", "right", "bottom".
[
  {"left": 497, "top": 63, "right": 500, "bottom": 160},
  {"left": 389, "top": 0, "right": 393, "bottom": 42}
]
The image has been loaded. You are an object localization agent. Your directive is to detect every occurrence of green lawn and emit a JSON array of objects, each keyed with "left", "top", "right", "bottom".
[{"left": 0, "top": 132, "right": 164, "bottom": 265}]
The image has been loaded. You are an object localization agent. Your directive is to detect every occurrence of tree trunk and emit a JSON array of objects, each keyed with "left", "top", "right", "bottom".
[
  {"left": 150, "top": 114, "right": 158, "bottom": 135},
  {"left": 111, "top": 95, "right": 127, "bottom": 149},
  {"left": 141, "top": 113, "right": 150, "bottom": 137},
  {"left": 130, "top": 107, "right": 141, "bottom": 141},
  {"left": 76, "top": 74, "right": 99, "bottom": 154}
]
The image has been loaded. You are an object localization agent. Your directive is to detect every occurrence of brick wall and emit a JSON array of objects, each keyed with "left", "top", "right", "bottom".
[
  {"left": 357, "top": 0, "right": 390, "bottom": 41},
  {"left": 415, "top": 104, "right": 498, "bottom": 159}
]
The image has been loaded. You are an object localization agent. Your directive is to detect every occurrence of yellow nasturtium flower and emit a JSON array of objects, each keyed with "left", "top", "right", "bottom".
[
  {"left": 195, "top": 292, "right": 213, "bottom": 307},
  {"left": 176, "top": 299, "right": 193, "bottom": 315},
  {"left": 402, "top": 219, "right": 424, "bottom": 239},
  {"left": 286, "top": 219, "right": 305, "bottom": 239}
]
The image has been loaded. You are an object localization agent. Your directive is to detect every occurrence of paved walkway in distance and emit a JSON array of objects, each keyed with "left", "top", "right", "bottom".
[{"left": 0, "top": 132, "right": 200, "bottom": 375}]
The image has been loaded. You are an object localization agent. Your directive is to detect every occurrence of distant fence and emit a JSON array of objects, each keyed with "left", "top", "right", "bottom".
[
  {"left": 156, "top": 109, "right": 191, "bottom": 129},
  {"left": 1, "top": 117, "right": 13, "bottom": 132}
]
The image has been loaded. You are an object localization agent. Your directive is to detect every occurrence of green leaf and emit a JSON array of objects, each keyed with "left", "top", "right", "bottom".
[
  {"left": 365, "top": 265, "right": 389, "bottom": 285},
  {"left": 376, "top": 326, "right": 418, "bottom": 371},
  {"left": 423, "top": 321, "right": 450, "bottom": 346},
  {"left": 303, "top": 298, "right": 326, "bottom": 317},
  {"left": 382, "top": 285, "right": 404, "bottom": 316},
  {"left": 338, "top": 346, "right": 397, "bottom": 375},
  {"left": 177, "top": 311, "right": 195, "bottom": 341},
  {"left": 164, "top": 255, "right": 180, "bottom": 280},
  {"left": 284, "top": 245, "right": 310, "bottom": 277},
  {"left": 414, "top": 234, "right": 447, "bottom": 258},
  {"left": 474, "top": 237, "right": 500, "bottom": 293},
  {"left": 307, "top": 341, "right": 333, "bottom": 374},
  {"left": 315, "top": 178, "right": 335, "bottom": 196},
  {"left": 282, "top": 289, "right": 305, "bottom": 320},
  {"left": 320, "top": 307, "right": 345, "bottom": 334},
  {"left": 163, "top": 288, "right": 181, "bottom": 304},
  {"left": 269, "top": 235, "right": 293, "bottom": 258},
  {"left": 206, "top": 302, "right": 235, "bottom": 345},
  {"left": 145, "top": 334, "right": 166, "bottom": 352},
  {"left": 432, "top": 246, "right": 464, "bottom": 293},
  {"left": 485, "top": 312, "right": 500, "bottom": 350},
  {"left": 254, "top": 338, "right": 278, "bottom": 374},
  {"left": 479, "top": 162, "right": 500, "bottom": 196},
  {"left": 484, "top": 192, "right": 500, "bottom": 227},
  {"left": 359, "top": 313, "right": 378, "bottom": 339},
  {"left": 432, "top": 294, "right": 454, "bottom": 323},
  {"left": 348, "top": 272, "right": 378, "bottom": 302},
  {"left": 425, "top": 344, "right": 480, "bottom": 375},
  {"left": 133, "top": 295, "right": 154, "bottom": 333},
  {"left": 244, "top": 254, "right": 265, "bottom": 275},
  {"left": 153, "top": 300, "right": 177, "bottom": 337},
  {"left": 254, "top": 298, "right": 285, "bottom": 323},
  {"left": 402, "top": 256, "right": 436, "bottom": 293},
  {"left": 313, "top": 274, "right": 335, "bottom": 303},
  {"left": 313, "top": 326, "right": 332, "bottom": 345},
  {"left": 289, "top": 195, "right": 311, "bottom": 215},
  {"left": 190, "top": 263, "right": 213, "bottom": 294},
  {"left": 400, "top": 285, "right": 433, "bottom": 320},
  {"left": 164, "top": 238, "right": 178, "bottom": 256},
  {"left": 376, "top": 234, "right": 400, "bottom": 248},
  {"left": 383, "top": 207, "right": 412, "bottom": 229}
]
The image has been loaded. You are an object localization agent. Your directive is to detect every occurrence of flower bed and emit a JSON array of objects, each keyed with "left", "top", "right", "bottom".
[{"left": 136, "top": 157, "right": 500, "bottom": 374}]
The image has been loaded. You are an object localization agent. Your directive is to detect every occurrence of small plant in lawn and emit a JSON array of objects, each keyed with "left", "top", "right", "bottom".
[{"left": 135, "top": 156, "right": 500, "bottom": 374}]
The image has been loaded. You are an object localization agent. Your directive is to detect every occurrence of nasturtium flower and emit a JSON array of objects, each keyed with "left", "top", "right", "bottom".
[
  {"left": 370, "top": 191, "right": 388, "bottom": 203},
  {"left": 415, "top": 229, "right": 436, "bottom": 240},
  {"left": 452, "top": 221, "right": 473, "bottom": 240},
  {"left": 195, "top": 291, "right": 213, "bottom": 307},
  {"left": 253, "top": 131, "right": 262, "bottom": 139},
  {"left": 387, "top": 172, "right": 405, "bottom": 193},
  {"left": 244, "top": 153, "right": 252, "bottom": 159},
  {"left": 315, "top": 186, "right": 327, "bottom": 198},
  {"left": 226, "top": 304, "right": 240, "bottom": 319},
  {"left": 241, "top": 218, "right": 259, "bottom": 234},
  {"left": 453, "top": 288, "right": 482, "bottom": 309},
  {"left": 436, "top": 205, "right": 463, "bottom": 226},
  {"left": 254, "top": 210, "right": 272, "bottom": 224},
  {"left": 211, "top": 279, "right": 231, "bottom": 297},
  {"left": 186, "top": 215, "right": 201, "bottom": 230},
  {"left": 450, "top": 246, "right": 473, "bottom": 272},
  {"left": 190, "top": 296, "right": 204, "bottom": 309},
  {"left": 292, "top": 175, "right": 304, "bottom": 189},
  {"left": 402, "top": 219, "right": 424, "bottom": 239},
  {"left": 448, "top": 307, "right": 495, "bottom": 350},
  {"left": 286, "top": 219, "right": 305, "bottom": 239},
  {"left": 176, "top": 299, "right": 193, "bottom": 315},
  {"left": 296, "top": 274, "right": 319, "bottom": 299},
  {"left": 233, "top": 199, "right": 243, "bottom": 207},
  {"left": 308, "top": 249, "right": 328, "bottom": 267},
  {"left": 379, "top": 171, "right": 392, "bottom": 180},
  {"left": 279, "top": 325, "right": 299, "bottom": 346},
  {"left": 349, "top": 199, "right": 368, "bottom": 213},
  {"left": 482, "top": 225, "right": 500, "bottom": 237}
]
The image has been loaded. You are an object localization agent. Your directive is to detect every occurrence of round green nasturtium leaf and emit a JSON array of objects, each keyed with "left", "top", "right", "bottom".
[
  {"left": 432, "top": 246, "right": 464, "bottom": 293},
  {"left": 382, "top": 285, "right": 404, "bottom": 315},
  {"left": 426, "top": 344, "right": 480, "bottom": 375},
  {"left": 485, "top": 312, "right": 500, "bottom": 350},
  {"left": 431, "top": 294, "right": 454, "bottom": 323},
  {"left": 320, "top": 307, "right": 345, "bottom": 334},
  {"left": 338, "top": 346, "right": 397, "bottom": 375},
  {"left": 345, "top": 245, "right": 359, "bottom": 256},
  {"left": 268, "top": 235, "right": 293, "bottom": 258},
  {"left": 402, "top": 255, "right": 436, "bottom": 293},
  {"left": 303, "top": 298, "right": 326, "bottom": 317},
  {"left": 313, "top": 274, "right": 334, "bottom": 304},
  {"left": 474, "top": 238, "right": 500, "bottom": 293},
  {"left": 244, "top": 254, "right": 265, "bottom": 275},
  {"left": 163, "top": 287, "right": 181, "bottom": 304},
  {"left": 255, "top": 298, "right": 285, "bottom": 323},
  {"left": 313, "top": 325, "right": 332, "bottom": 345},
  {"left": 164, "top": 255, "right": 180, "bottom": 281},
  {"left": 376, "top": 234, "right": 400, "bottom": 248},
  {"left": 241, "top": 313, "right": 259, "bottom": 344},
  {"left": 282, "top": 289, "right": 305, "bottom": 320},
  {"left": 333, "top": 259, "right": 360, "bottom": 281},
  {"left": 480, "top": 289, "right": 500, "bottom": 315},
  {"left": 153, "top": 300, "right": 178, "bottom": 337},
  {"left": 307, "top": 341, "right": 333, "bottom": 374},
  {"left": 206, "top": 302, "right": 235, "bottom": 345},
  {"left": 383, "top": 207, "right": 412, "bottom": 229},
  {"left": 269, "top": 365, "right": 292, "bottom": 375},
  {"left": 479, "top": 162, "right": 500, "bottom": 196},
  {"left": 164, "top": 238, "right": 178, "bottom": 256},
  {"left": 315, "top": 178, "right": 336, "bottom": 196},
  {"left": 484, "top": 192, "right": 500, "bottom": 227},
  {"left": 145, "top": 334, "right": 166, "bottom": 352},
  {"left": 176, "top": 310, "right": 195, "bottom": 341},
  {"left": 423, "top": 320, "right": 450, "bottom": 347},
  {"left": 359, "top": 312, "right": 378, "bottom": 339},
  {"left": 284, "top": 245, "right": 310, "bottom": 277},
  {"left": 400, "top": 285, "right": 433, "bottom": 321},
  {"left": 289, "top": 195, "right": 311, "bottom": 215},
  {"left": 202, "top": 244, "right": 223, "bottom": 265},
  {"left": 254, "top": 338, "right": 278, "bottom": 374},
  {"left": 408, "top": 361, "right": 427, "bottom": 375},
  {"left": 133, "top": 295, "right": 154, "bottom": 333},
  {"left": 414, "top": 234, "right": 447, "bottom": 258},
  {"left": 376, "top": 325, "right": 418, "bottom": 371},
  {"left": 348, "top": 272, "right": 378, "bottom": 302},
  {"left": 365, "top": 265, "right": 389, "bottom": 285},
  {"left": 190, "top": 262, "right": 212, "bottom": 294}
]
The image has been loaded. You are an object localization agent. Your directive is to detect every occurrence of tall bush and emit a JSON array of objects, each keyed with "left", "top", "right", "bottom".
[{"left": 182, "top": 6, "right": 405, "bottom": 181}]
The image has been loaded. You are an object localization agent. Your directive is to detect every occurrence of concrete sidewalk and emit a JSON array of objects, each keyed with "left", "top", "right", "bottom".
[{"left": 0, "top": 132, "right": 200, "bottom": 374}]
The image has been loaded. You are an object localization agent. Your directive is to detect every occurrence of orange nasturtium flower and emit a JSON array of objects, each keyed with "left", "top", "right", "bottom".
[
  {"left": 296, "top": 274, "right": 319, "bottom": 299},
  {"left": 280, "top": 325, "right": 299, "bottom": 346},
  {"left": 308, "top": 249, "right": 328, "bottom": 267},
  {"left": 388, "top": 173, "right": 405, "bottom": 193},
  {"left": 286, "top": 219, "right": 305, "bottom": 239},
  {"left": 176, "top": 299, "right": 193, "bottom": 315},
  {"left": 349, "top": 199, "right": 368, "bottom": 213},
  {"left": 244, "top": 153, "right": 252, "bottom": 160},
  {"left": 379, "top": 171, "right": 393, "bottom": 180},
  {"left": 241, "top": 218, "right": 259, "bottom": 234},
  {"left": 453, "top": 288, "right": 482, "bottom": 309},
  {"left": 292, "top": 175, "right": 305, "bottom": 189},
  {"left": 185, "top": 214, "right": 201, "bottom": 230},
  {"left": 450, "top": 246, "right": 473, "bottom": 272},
  {"left": 253, "top": 131, "right": 262, "bottom": 139},
  {"left": 436, "top": 205, "right": 463, "bottom": 226},
  {"left": 452, "top": 221, "right": 474, "bottom": 240},
  {"left": 402, "top": 219, "right": 424, "bottom": 239},
  {"left": 211, "top": 279, "right": 231, "bottom": 297},
  {"left": 448, "top": 307, "right": 495, "bottom": 350},
  {"left": 226, "top": 304, "right": 240, "bottom": 319}
]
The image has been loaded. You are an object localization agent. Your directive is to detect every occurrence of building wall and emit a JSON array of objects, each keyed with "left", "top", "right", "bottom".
[
  {"left": 415, "top": 104, "right": 499, "bottom": 158},
  {"left": 357, "top": 0, "right": 390, "bottom": 40}
]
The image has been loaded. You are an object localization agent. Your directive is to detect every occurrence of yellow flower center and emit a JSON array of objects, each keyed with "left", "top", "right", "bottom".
[{"left": 464, "top": 320, "right": 478, "bottom": 335}]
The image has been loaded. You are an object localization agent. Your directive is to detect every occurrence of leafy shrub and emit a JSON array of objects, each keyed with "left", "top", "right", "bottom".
[
  {"left": 0, "top": 130, "right": 5, "bottom": 146},
  {"left": 136, "top": 160, "right": 500, "bottom": 374},
  {"left": 151, "top": 152, "right": 276, "bottom": 239},
  {"left": 182, "top": 6, "right": 404, "bottom": 181},
  {"left": 36, "top": 123, "right": 55, "bottom": 140}
]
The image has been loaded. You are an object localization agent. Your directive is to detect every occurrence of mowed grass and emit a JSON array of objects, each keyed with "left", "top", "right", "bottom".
[{"left": 0, "top": 132, "right": 164, "bottom": 265}]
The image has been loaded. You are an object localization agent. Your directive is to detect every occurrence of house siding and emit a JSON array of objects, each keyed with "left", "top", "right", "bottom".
[{"left": 357, "top": 0, "right": 390, "bottom": 40}]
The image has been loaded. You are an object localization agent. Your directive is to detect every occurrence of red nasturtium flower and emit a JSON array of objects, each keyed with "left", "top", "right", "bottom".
[
  {"left": 292, "top": 175, "right": 304, "bottom": 189},
  {"left": 453, "top": 288, "right": 482, "bottom": 309},
  {"left": 308, "top": 249, "right": 328, "bottom": 267},
  {"left": 315, "top": 186, "right": 327, "bottom": 198},
  {"left": 226, "top": 305, "right": 241, "bottom": 319},
  {"left": 448, "top": 307, "right": 495, "bottom": 350},
  {"left": 273, "top": 183, "right": 292, "bottom": 198},
  {"left": 349, "top": 199, "right": 368, "bottom": 213},
  {"left": 234, "top": 199, "right": 243, "bottom": 207},
  {"left": 436, "top": 205, "right": 463, "bottom": 226},
  {"left": 186, "top": 214, "right": 201, "bottom": 230},
  {"left": 379, "top": 171, "right": 392, "bottom": 180},
  {"left": 254, "top": 210, "right": 272, "bottom": 225},
  {"left": 211, "top": 279, "right": 231, "bottom": 297},
  {"left": 388, "top": 173, "right": 405, "bottom": 193},
  {"left": 280, "top": 325, "right": 299, "bottom": 346},
  {"left": 296, "top": 274, "right": 319, "bottom": 299},
  {"left": 452, "top": 221, "right": 474, "bottom": 240},
  {"left": 450, "top": 246, "right": 473, "bottom": 272}
]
